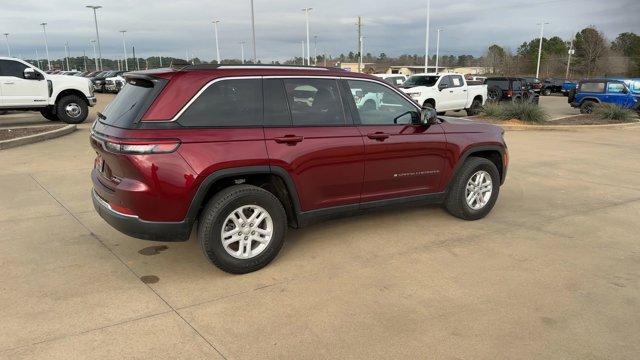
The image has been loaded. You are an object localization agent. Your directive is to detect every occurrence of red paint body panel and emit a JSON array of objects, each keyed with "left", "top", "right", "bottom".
[{"left": 91, "top": 66, "right": 507, "bottom": 233}]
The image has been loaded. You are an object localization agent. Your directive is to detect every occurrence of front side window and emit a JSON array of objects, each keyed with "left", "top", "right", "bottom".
[
  {"left": 607, "top": 82, "right": 626, "bottom": 93},
  {"left": 177, "top": 78, "right": 262, "bottom": 127},
  {"left": 0, "top": 60, "right": 28, "bottom": 78},
  {"left": 580, "top": 82, "right": 605, "bottom": 93},
  {"left": 283, "top": 78, "right": 345, "bottom": 126},
  {"left": 347, "top": 80, "right": 417, "bottom": 125}
]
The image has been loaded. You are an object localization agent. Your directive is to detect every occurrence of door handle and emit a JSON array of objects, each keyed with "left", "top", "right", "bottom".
[
  {"left": 449, "top": 90, "right": 454, "bottom": 93},
  {"left": 274, "top": 135, "right": 304, "bottom": 144},
  {"left": 4, "top": 81, "right": 15, "bottom": 85},
  {"left": 367, "top": 132, "right": 390, "bottom": 141}
]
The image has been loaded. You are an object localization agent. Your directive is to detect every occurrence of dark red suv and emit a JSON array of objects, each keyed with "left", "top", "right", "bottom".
[{"left": 91, "top": 65, "right": 508, "bottom": 273}]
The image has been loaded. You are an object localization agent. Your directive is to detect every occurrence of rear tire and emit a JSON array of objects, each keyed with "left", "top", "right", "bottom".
[
  {"left": 445, "top": 157, "right": 500, "bottom": 221},
  {"left": 40, "top": 106, "right": 59, "bottom": 121},
  {"left": 580, "top": 100, "right": 596, "bottom": 114},
  {"left": 198, "top": 185, "right": 287, "bottom": 274},
  {"left": 56, "top": 95, "right": 88, "bottom": 124},
  {"left": 542, "top": 88, "right": 552, "bottom": 96},
  {"left": 466, "top": 98, "right": 482, "bottom": 116}
]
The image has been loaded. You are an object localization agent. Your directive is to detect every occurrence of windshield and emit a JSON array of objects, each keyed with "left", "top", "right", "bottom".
[
  {"left": 100, "top": 79, "right": 159, "bottom": 128},
  {"left": 403, "top": 75, "right": 439, "bottom": 87}
]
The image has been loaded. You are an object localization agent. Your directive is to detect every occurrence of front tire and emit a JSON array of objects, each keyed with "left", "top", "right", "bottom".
[
  {"left": 56, "top": 95, "right": 88, "bottom": 124},
  {"left": 580, "top": 100, "right": 596, "bottom": 114},
  {"left": 198, "top": 185, "right": 287, "bottom": 274},
  {"left": 542, "top": 88, "right": 552, "bottom": 96},
  {"left": 466, "top": 98, "right": 482, "bottom": 116},
  {"left": 445, "top": 157, "right": 500, "bottom": 220}
]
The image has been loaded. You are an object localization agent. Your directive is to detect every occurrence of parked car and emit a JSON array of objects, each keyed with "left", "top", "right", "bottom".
[
  {"left": 485, "top": 77, "right": 539, "bottom": 104},
  {"left": 90, "top": 65, "right": 508, "bottom": 274},
  {"left": 0, "top": 57, "right": 96, "bottom": 123},
  {"left": 84, "top": 70, "right": 102, "bottom": 78},
  {"left": 569, "top": 79, "right": 639, "bottom": 114},
  {"left": 561, "top": 81, "right": 578, "bottom": 96},
  {"left": 399, "top": 73, "right": 487, "bottom": 115},
  {"left": 466, "top": 75, "right": 487, "bottom": 83},
  {"left": 105, "top": 73, "right": 127, "bottom": 93},
  {"left": 372, "top": 73, "right": 407, "bottom": 86},
  {"left": 522, "top": 77, "right": 543, "bottom": 93},
  {"left": 540, "top": 78, "right": 569, "bottom": 96},
  {"left": 92, "top": 70, "right": 126, "bottom": 92}
]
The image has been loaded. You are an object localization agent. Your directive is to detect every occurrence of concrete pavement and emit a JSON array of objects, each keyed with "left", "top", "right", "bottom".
[{"left": 0, "top": 94, "right": 639, "bottom": 359}]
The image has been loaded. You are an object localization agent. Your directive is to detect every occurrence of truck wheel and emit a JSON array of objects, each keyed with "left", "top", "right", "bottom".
[
  {"left": 40, "top": 106, "right": 59, "bottom": 121},
  {"left": 580, "top": 100, "right": 596, "bottom": 114},
  {"left": 542, "top": 88, "right": 552, "bottom": 96},
  {"left": 198, "top": 184, "right": 287, "bottom": 274},
  {"left": 487, "top": 87, "right": 502, "bottom": 102},
  {"left": 444, "top": 157, "right": 500, "bottom": 221},
  {"left": 466, "top": 98, "right": 482, "bottom": 116},
  {"left": 56, "top": 95, "right": 88, "bottom": 124}
]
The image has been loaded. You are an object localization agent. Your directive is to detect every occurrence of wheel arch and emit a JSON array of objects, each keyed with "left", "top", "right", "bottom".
[
  {"left": 185, "top": 166, "right": 301, "bottom": 229},
  {"left": 54, "top": 89, "right": 90, "bottom": 109},
  {"left": 579, "top": 97, "right": 601, "bottom": 104},
  {"left": 423, "top": 98, "right": 436, "bottom": 108},
  {"left": 446, "top": 145, "right": 506, "bottom": 194}
]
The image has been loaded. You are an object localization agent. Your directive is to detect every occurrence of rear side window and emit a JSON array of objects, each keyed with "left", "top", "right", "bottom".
[
  {"left": 486, "top": 79, "right": 509, "bottom": 90},
  {"left": 283, "top": 78, "right": 345, "bottom": 126},
  {"left": 451, "top": 75, "right": 464, "bottom": 87},
  {"left": 512, "top": 80, "right": 523, "bottom": 90},
  {"left": 177, "top": 78, "right": 262, "bottom": 127},
  {"left": 0, "top": 59, "right": 28, "bottom": 78},
  {"left": 101, "top": 78, "right": 160, "bottom": 128},
  {"left": 580, "top": 82, "right": 605, "bottom": 93}
]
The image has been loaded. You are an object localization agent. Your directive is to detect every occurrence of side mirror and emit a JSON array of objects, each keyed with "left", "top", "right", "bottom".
[
  {"left": 438, "top": 83, "right": 448, "bottom": 91},
  {"left": 419, "top": 107, "right": 438, "bottom": 126},
  {"left": 24, "top": 68, "right": 38, "bottom": 80}
]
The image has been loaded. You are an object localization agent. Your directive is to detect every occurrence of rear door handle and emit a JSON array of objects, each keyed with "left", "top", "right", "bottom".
[
  {"left": 274, "top": 135, "right": 304, "bottom": 144},
  {"left": 4, "top": 81, "right": 14, "bottom": 85},
  {"left": 367, "top": 132, "right": 390, "bottom": 141}
]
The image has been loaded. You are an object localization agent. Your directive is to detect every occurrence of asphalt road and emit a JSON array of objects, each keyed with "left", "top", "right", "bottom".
[{"left": 1, "top": 93, "right": 639, "bottom": 359}]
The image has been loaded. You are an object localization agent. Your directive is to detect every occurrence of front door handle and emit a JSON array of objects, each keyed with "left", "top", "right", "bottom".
[
  {"left": 274, "top": 135, "right": 304, "bottom": 145},
  {"left": 4, "top": 81, "right": 15, "bottom": 85},
  {"left": 367, "top": 132, "right": 390, "bottom": 141}
]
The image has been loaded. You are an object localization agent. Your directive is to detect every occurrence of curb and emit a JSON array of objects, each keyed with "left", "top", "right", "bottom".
[
  {"left": 0, "top": 124, "right": 77, "bottom": 150},
  {"left": 498, "top": 121, "right": 640, "bottom": 131}
]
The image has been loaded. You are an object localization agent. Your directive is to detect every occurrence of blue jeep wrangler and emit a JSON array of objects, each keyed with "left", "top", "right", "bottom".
[{"left": 569, "top": 79, "right": 640, "bottom": 114}]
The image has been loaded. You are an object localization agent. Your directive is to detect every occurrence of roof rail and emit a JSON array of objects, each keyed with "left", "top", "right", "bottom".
[{"left": 169, "top": 63, "right": 343, "bottom": 71}]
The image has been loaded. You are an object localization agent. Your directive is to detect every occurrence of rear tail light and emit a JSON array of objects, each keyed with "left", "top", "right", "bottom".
[
  {"left": 91, "top": 132, "right": 180, "bottom": 154},
  {"left": 507, "top": 90, "right": 513, "bottom": 97}
]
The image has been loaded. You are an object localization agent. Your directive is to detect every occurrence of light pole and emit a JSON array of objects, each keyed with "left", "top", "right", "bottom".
[
  {"left": 35, "top": 49, "right": 42, "bottom": 68},
  {"left": 301, "top": 40, "right": 305, "bottom": 65},
  {"left": 40, "top": 23, "right": 51, "bottom": 70},
  {"left": 3, "top": 33, "right": 10, "bottom": 57},
  {"left": 566, "top": 36, "right": 574, "bottom": 79},
  {"left": 302, "top": 8, "right": 312, "bottom": 66},
  {"left": 535, "top": 21, "right": 549, "bottom": 79},
  {"left": 90, "top": 39, "right": 98, "bottom": 71},
  {"left": 212, "top": 20, "right": 221, "bottom": 64},
  {"left": 424, "top": 0, "right": 431, "bottom": 73},
  {"left": 313, "top": 35, "right": 318, "bottom": 65},
  {"left": 64, "top": 42, "right": 70, "bottom": 71},
  {"left": 86, "top": 5, "right": 103, "bottom": 70},
  {"left": 159, "top": 55, "right": 163, "bottom": 67},
  {"left": 435, "top": 28, "right": 442, "bottom": 73},
  {"left": 240, "top": 41, "right": 245, "bottom": 64},
  {"left": 120, "top": 30, "right": 128, "bottom": 71},
  {"left": 250, "top": 0, "right": 257, "bottom": 63}
]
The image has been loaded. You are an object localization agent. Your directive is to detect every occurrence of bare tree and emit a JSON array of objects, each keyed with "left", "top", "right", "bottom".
[{"left": 574, "top": 26, "right": 608, "bottom": 77}]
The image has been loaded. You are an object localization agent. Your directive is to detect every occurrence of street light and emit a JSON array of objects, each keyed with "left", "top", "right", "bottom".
[
  {"left": 3, "top": 33, "right": 10, "bottom": 57},
  {"left": 535, "top": 21, "right": 549, "bottom": 79},
  {"left": 239, "top": 41, "right": 245, "bottom": 64},
  {"left": 250, "top": 0, "right": 257, "bottom": 63},
  {"left": 40, "top": 22, "right": 52, "bottom": 70},
  {"left": 313, "top": 35, "right": 318, "bottom": 66},
  {"left": 212, "top": 20, "right": 221, "bottom": 64},
  {"left": 301, "top": 7, "right": 312, "bottom": 66},
  {"left": 64, "top": 41, "right": 70, "bottom": 71},
  {"left": 120, "top": 30, "right": 128, "bottom": 71},
  {"left": 424, "top": 0, "right": 431, "bottom": 73},
  {"left": 435, "top": 28, "right": 442, "bottom": 73},
  {"left": 86, "top": 5, "right": 103, "bottom": 70},
  {"left": 90, "top": 39, "right": 98, "bottom": 71}
]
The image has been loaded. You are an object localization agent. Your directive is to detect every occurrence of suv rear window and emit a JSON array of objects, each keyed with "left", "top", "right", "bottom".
[
  {"left": 486, "top": 79, "right": 510, "bottom": 90},
  {"left": 100, "top": 78, "right": 161, "bottom": 128}
]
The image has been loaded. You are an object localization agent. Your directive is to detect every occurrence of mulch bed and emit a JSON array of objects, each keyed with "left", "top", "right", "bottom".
[
  {"left": 0, "top": 125, "right": 67, "bottom": 141},
  {"left": 473, "top": 115, "right": 639, "bottom": 126}
]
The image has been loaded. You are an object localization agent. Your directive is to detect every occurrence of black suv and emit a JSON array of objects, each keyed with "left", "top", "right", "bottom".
[{"left": 485, "top": 77, "right": 539, "bottom": 104}]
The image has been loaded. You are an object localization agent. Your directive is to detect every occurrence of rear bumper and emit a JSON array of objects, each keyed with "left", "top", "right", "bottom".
[{"left": 92, "top": 189, "right": 191, "bottom": 242}]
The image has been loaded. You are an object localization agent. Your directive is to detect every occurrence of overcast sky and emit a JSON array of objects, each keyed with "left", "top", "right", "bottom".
[{"left": 0, "top": 0, "right": 638, "bottom": 62}]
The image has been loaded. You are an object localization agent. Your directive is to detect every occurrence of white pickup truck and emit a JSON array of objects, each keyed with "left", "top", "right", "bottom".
[
  {"left": 0, "top": 57, "right": 97, "bottom": 123},
  {"left": 400, "top": 73, "right": 486, "bottom": 116}
]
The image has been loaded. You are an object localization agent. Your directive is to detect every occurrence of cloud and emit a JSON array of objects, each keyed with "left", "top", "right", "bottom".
[{"left": 0, "top": 0, "right": 637, "bottom": 62}]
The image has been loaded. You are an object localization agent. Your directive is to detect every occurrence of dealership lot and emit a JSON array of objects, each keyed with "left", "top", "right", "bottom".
[{"left": 1, "top": 95, "right": 639, "bottom": 359}]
